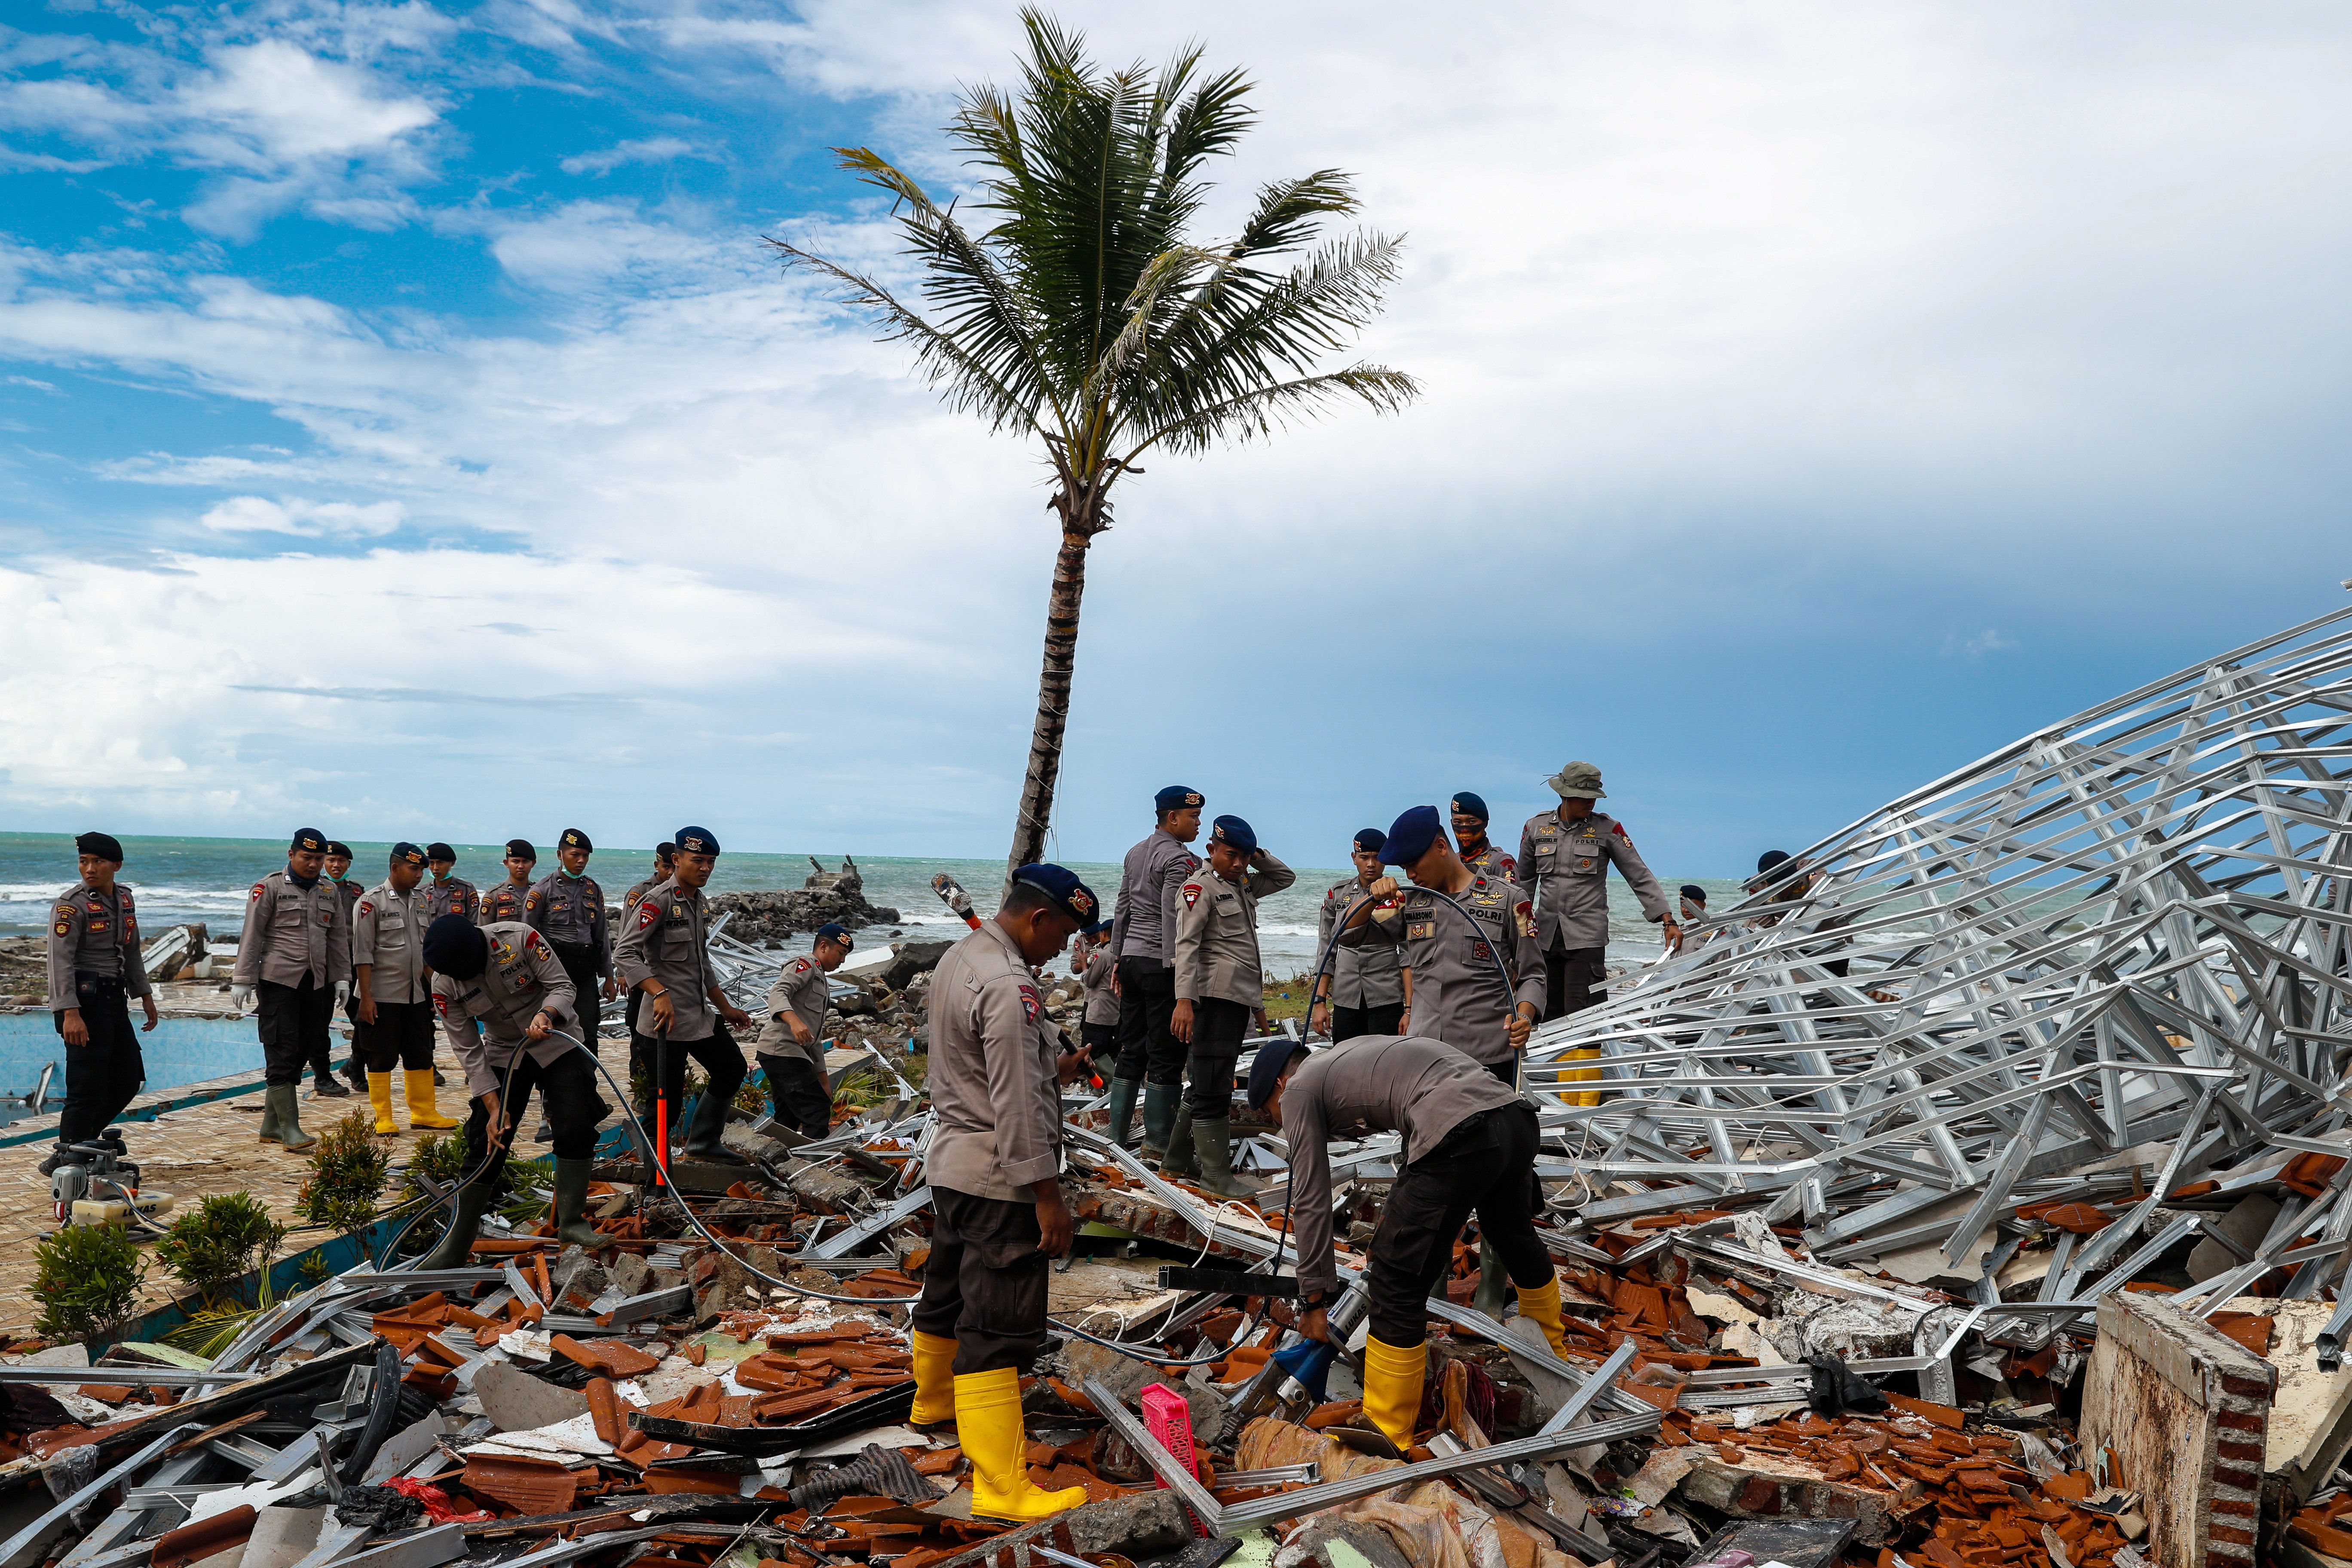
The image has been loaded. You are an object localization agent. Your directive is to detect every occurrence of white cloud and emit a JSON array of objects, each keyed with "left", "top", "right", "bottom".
[
  {"left": 561, "top": 136, "right": 702, "bottom": 176},
  {"left": 200, "top": 495, "right": 406, "bottom": 536}
]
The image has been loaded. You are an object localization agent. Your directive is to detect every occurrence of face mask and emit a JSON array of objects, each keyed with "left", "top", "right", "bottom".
[{"left": 561, "top": 865, "right": 585, "bottom": 879}]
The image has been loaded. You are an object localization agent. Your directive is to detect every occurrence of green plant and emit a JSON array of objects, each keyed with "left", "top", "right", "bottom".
[
  {"left": 297, "top": 1110, "right": 390, "bottom": 1237},
  {"left": 154, "top": 1192, "right": 285, "bottom": 1309},
  {"left": 397, "top": 1131, "right": 546, "bottom": 1252},
  {"left": 734, "top": 1074, "right": 770, "bottom": 1115},
  {"left": 164, "top": 1303, "right": 265, "bottom": 1359},
  {"left": 33, "top": 1223, "right": 147, "bottom": 1344},
  {"left": 772, "top": 10, "right": 1416, "bottom": 879}
]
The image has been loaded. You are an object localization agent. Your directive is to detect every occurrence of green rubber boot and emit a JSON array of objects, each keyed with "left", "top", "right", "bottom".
[
  {"left": 267, "top": 1085, "right": 316, "bottom": 1153},
  {"left": 552, "top": 1157, "right": 604, "bottom": 1250},
  {"left": 1192, "top": 1118, "right": 1258, "bottom": 1199},
  {"left": 420, "top": 1180, "right": 491, "bottom": 1270},
  {"left": 1139, "top": 1082, "right": 1179, "bottom": 1161},
  {"left": 682, "top": 1090, "right": 750, "bottom": 1165},
  {"left": 1161, "top": 1099, "right": 1199, "bottom": 1178},
  {"left": 1474, "top": 1234, "right": 1510, "bottom": 1318},
  {"left": 1105, "top": 1078, "right": 1143, "bottom": 1148}
]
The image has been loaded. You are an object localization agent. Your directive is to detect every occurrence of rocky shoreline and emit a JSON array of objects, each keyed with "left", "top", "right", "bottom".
[{"left": 705, "top": 856, "right": 901, "bottom": 942}]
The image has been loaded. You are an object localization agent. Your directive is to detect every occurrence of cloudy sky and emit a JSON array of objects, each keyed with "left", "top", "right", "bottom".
[{"left": 3, "top": 1, "right": 2347, "bottom": 876}]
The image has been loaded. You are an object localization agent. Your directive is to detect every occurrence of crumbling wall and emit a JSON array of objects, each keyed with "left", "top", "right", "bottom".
[{"left": 2081, "top": 1292, "right": 2275, "bottom": 1568}]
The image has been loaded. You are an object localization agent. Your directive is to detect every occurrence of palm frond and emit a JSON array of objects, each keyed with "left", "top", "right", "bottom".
[{"left": 1128, "top": 364, "right": 1421, "bottom": 458}]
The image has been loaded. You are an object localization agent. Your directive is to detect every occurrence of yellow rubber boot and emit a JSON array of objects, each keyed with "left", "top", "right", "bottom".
[
  {"left": 910, "top": 1331, "right": 957, "bottom": 1427},
  {"left": 1565, "top": 1047, "right": 1601, "bottom": 1106},
  {"left": 1515, "top": 1274, "right": 1574, "bottom": 1359},
  {"left": 404, "top": 1069, "right": 461, "bottom": 1130},
  {"left": 954, "top": 1367, "right": 1088, "bottom": 1522},
  {"left": 1361, "top": 1335, "right": 1429, "bottom": 1455},
  {"left": 366, "top": 1072, "right": 398, "bottom": 1136}
]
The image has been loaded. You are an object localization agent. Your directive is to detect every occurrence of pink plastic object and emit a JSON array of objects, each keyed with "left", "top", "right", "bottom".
[{"left": 1139, "top": 1382, "right": 1210, "bottom": 1536}]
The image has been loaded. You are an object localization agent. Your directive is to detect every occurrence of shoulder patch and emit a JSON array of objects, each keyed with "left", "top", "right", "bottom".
[
  {"left": 250, "top": 882, "right": 266, "bottom": 899},
  {"left": 432, "top": 992, "right": 448, "bottom": 1018},
  {"left": 1018, "top": 982, "right": 1040, "bottom": 1023},
  {"left": 1516, "top": 899, "right": 1537, "bottom": 938},
  {"left": 524, "top": 930, "right": 546, "bottom": 953},
  {"left": 53, "top": 920, "right": 70, "bottom": 936},
  {"left": 525, "top": 891, "right": 541, "bottom": 910},
  {"left": 790, "top": 959, "right": 810, "bottom": 974},
  {"left": 637, "top": 903, "right": 658, "bottom": 929},
  {"left": 1612, "top": 821, "right": 1629, "bottom": 840},
  {"left": 1182, "top": 882, "right": 1203, "bottom": 909},
  {"left": 53, "top": 902, "right": 75, "bottom": 920},
  {"left": 357, "top": 900, "right": 373, "bottom": 916}
]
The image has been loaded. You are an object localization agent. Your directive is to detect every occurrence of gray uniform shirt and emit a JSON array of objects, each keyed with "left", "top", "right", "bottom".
[
  {"left": 526, "top": 872, "right": 610, "bottom": 976},
  {"left": 758, "top": 956, "right": 832, "bottom": 1069},
  {"left": 1282, "top": 1035, "right": 1525, "bottom": 1297},
  {"left": 233, "top": 868, "right": 351, "bottom": 990},
  {"left": 926, "top": 921, "right": 1063, "bottom": 1204},
  {"left": 349, "top": 881, "right": 432, "bottom": 1005},
  {"left": 46, "top": 882, "right": 150, "bottom": 1009},
  {"left": 1110, "top": 829, "right": 1203, "bottom": 969},
  {"left": 432, "top": 923, "right": 578, "bottom": 1097},
  {"left": 1339, "top": 875, "right": 1544, "bottom": 1069},
  {"left": 479, "top": 879, "right": 533, "bottom": 927},
  {"left": 1173, "top": 852, "right": 1295, "bottom": 1006},
  {"left": 612, "top": 876, "right": 725, "bottom": 1041},
  {"left": 427, "top": 877, "right": 481, "bottom": 925},
  {"left": 1079, "top": 947, "right": 1120, "bottom": 1026},
  {"left": 1461, "top": 842, "right": 1519, "bottom": 887},
  {"left": 1314, "top": 877, "right": 1403, "bottom": 1010},
  {"left": 334, "top": 879, "right": 364, "bottom": 980},
  {"left": 1516, "top": 810, "right": 1672, "bottom": 950}
]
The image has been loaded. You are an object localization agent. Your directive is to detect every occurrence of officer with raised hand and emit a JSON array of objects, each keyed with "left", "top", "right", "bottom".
[
  {"left": 613, "top": 826, "right": 754, "bottom": 1167},
  {"left": 324, "top": 841, "right": 365, "bottom": 1095},
  {"left": 1103, "top": 785, "right": 1205, "bottom": 1162},
  {"left": 424, "top": 843, "right": 480, "bottom": 925},
  {"left": 756, "top": 922, "right": 853, "bottom": 1139},
  {"left": 1334, "top": 805, "right": 1544, "bottom": 1084},
  {"left": 416, "top": 914, "right": 602, "bottom": 1265},
  {"left": 1516, "top": 761, "right": 1680, "bottom": 1024},
  {"left": 350, "top": 843, "right": 461, "bottom": 1136},
  {"left": 1310, "top": 828, "right": 1406, "bottom": 1043},
  {"left": 231, "top": 828, "right": 350, "bottom": 1154},
  {"left": 1165, "top": 815, "right": 1293, "bottom": 1195},
  {"left": 620, "top": 841, "right": 676, "bottom": 1125},
  {"left": 1250, "top": 1037, "right": 1571, "bottom": 1455},
  {"left": 42, "top": 831, "right": 159, "bottom": 1175},
  {"left": 1450, "top": 794, "right": 1516, "bottom": 885},
  {"left": 481, "top": 839, "right": 537, "bottom": 925},
  {"left": 911, "top": 864, "right": 1099, "bottom": 1522}
]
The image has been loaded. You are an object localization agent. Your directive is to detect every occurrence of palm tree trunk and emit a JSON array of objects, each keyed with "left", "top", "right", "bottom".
[{"left": 1004, "top": 528, "right": 1093, "bottom": 884}]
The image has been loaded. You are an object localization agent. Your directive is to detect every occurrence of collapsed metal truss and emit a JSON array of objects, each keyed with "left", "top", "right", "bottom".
[{"left": 1523, "top": 606, "right": 2352, "bottom": 1306}]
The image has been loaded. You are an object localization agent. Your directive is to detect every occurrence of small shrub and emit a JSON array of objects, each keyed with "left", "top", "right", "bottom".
[
  {"left": 734, "top": 1074, "right": 769, "bottom": 1114},
  {"left": 297, "top": 1110, "right": 390, "bottom": 1236},
  {"left": 397, "top": 1130, "right": 542, "bottom": 1253},
  {"left": 34, "top": 1224, "right": 147, "bottom": 1344},
  {"left": 154, "top": 1192, "right": 285, "bottom": 1309}
]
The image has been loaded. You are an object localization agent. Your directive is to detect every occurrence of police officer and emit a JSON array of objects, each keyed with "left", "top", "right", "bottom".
[
  {"left": 323, "top": 842, "right": 365, "bottom": 1095},
  {"left": 1072, "top": 927, "right": 1120, "bottom": 1068},
  {"left": 1450, "top": 794, "right": 1516, "bottom": 884},
  {"left": 350, "top": 843, "right": 462, "bottom": 1136},
  {"left": 1334, "top": 806, "right": 1544, "bottom": 1084},
  {"left": 230, "top": 829, "right": 351, "bottom": 1154},
  {"left": 613, "top": 827, "right": 754, "bottom": 1166},
  {"left": 480, "top": 839, "right": 537, "bottom": 925},
  {"left": 756, "top": 922, "right": 852, "bottom": 1139},
  {"left": 524, "top": 828, "right": 612, "bottom": 1140},
  {"left": 417, "top": 914, "right": 604, "bottom": 1265},
  {"left": 1516, "top": 761, "right": 1680, "bottom": 1020},
  {"left": 42, "top": 832, "right": 159, "bottom": 1174},
  {"left": 909, "top": 864, "right": 1099, "bottom": 1522},
  {"left": 1309, "top": 828, "right": 1407, "bottom": 1043},
  {"left": 424, "top": 844, "right": 480, "bottom": 924},
  {"left": 1166, "top": 815, "right": 1292, "bottom": 1195},
  {"left": 620, "top": 842, "right": 676, "bottom": 1123},
  {"left": 1104, "top": 786, "right": 1205, "bottom": 1160},
  {"left": 1249, "top": 1037, "right": 1572, "bottom": 1455}
]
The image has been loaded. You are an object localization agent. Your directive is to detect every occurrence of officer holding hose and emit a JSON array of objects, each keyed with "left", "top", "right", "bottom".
[{"left": 417, "top": 913, "right": 602, "bottom": 1264}]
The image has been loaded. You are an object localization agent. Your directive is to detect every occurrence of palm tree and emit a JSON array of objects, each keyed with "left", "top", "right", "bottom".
[{"left": 771, "top": 10, "right": 1419, "bottom": 881}]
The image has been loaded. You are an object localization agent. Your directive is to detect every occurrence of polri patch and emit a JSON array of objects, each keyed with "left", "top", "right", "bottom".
[
  {"left": 1019, "top": 983, "right": 1040, "bottom": 1023},
  {"left": 1182, "top": 882, "right": 1203, "bottom": 909}
]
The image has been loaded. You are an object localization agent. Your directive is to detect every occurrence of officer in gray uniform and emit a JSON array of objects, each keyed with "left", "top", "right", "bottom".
[
  {"left": 424, "top": 843, "right": 480, "bottom": 925},
  {"left": 1074, "top": 929, "right": 1120, "bottom": 1064},
  {"left": 1167, "top": 815, "right": 1292, "bottom": 1194},
  {"left": 1310, "top": 828, "right": 1406, "bottom": 1042},
  {"left": 1514, "top": 761, "right": 1679, "bottom": 1019},
  {"left": 526, "top": 828, "right": 611, "bottom": 1048},
  {"left": 1450, "top": 793, "right": 1517, "bottom": 885},
  {"left": 324, "top": 841, "right": 364, "bottom": 1094},
  {"left": 417, "top": 915, "right": 603, "bottom": 1265},
  {"left": 620, "top": 841, "right": 676, "bottom": 1120},
  {"left": 480, "top": 839, "right": 537, "bottom": 925},
  {"left": 231, "top": 828, "right": 352, "bottom": 1153},
  {"left": 43, "top": 831, "right": 159, "bottom": 1172},
  {"left": 613, "top": 825, "right": 753, "bottom": 1166},
  {"left": 1335, "top": 806, "right": 1544, "bottom": 1084},
  {"left": 755, "top": 922, "right": 851, "bottom": 1139},
  {"left": 350, "top": 842, "right": 461, "bottom": 1135},
  {"left": 1103, "top": 786, "right": 1205, "bottom": 1159}
]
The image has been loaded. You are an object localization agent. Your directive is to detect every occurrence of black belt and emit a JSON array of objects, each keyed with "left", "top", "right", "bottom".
[
  {"left": 74, "top": 972, "right": 126, "bottom": 1000},
  {"left": 549, "top": 940, "right": 600, "bottom": 964}
]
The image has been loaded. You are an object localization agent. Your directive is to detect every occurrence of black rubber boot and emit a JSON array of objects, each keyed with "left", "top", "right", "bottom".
[
  {"left": 552, "top": 1158, "right": 604, "bottom": 1249},
  {"left": 1191, "top": 1118, "right": 1258, "bottom": 1199},
  {"left": 1160, "top": 1100, "right": 1198, "bottom": 1177},
  {"left": 1139, "top": 1082, "right": 1179, "bottom": 1161},
  {"left": 420, "top": 1180, "right": 491, "bottom": 1269},
  {"left": 682, "top": 1092, "right": 748, "bottom": 1165}
]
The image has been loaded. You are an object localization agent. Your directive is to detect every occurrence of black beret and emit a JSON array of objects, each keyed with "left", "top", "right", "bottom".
[
  {"left": 291, "top": 827, "right": 327, "bottom": 854},
  {"left": 426, "top": 842, "right": 457, "bottom": 862},
  {"left": 391, "top": 842, "right": 426, "bottom": 867},
  {"left": 560, "top": 828, "right": 592, "bottom": 852},
  {"left": 422, "top": 914, "right": 488, "bottom": 979},
  {"left": 325, "top": 842, "right": 352, "bottom": 859},
  {"left": 74, "top": 832, "right": 124, "bottom": 863},
  {"left": 815, "top": 922, "right": 853, "bottom": 946},
  {"left": 1155, "top": 785, "right": 1204, "bottom": 812},
  {"left": 675, "top": 826, "right": 720, "bottom": 855},
  {"left": 655, "top": 841, "right": 678, "bottom": 859},
  {"left": 1679, "top": 884, "right": 1708, "bottom": 903},
  {"left": 504, "top": 838, "right": 536, "bottom": 859},
  {"left": 1352, "top": 827, "right": 1386, "bottom": 854},
  {"left": 1449, "top": 792, "right": 1489, "bottom": 824},
  {"left": 1011, "top": 863, "right": 1103, "bottom": 927},
  {"left": 1248, "top": 1041, "right": 1312, "bottom": 1108}
]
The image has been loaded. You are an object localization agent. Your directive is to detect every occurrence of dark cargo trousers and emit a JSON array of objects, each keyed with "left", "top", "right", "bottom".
[
  {"left": 1543, "top": 946, "right": 1608, "bottom": 1019},
  {"left": 757, "top": 1051, "right": 833, "bottom": 1139},
  {"left": 53, "top": 975, "right": 146, "bottom": 1146},
  {"left": 257, "top": 976, "right": 334, "bottom": 1088},
  {"left": 1364, "top": 1102, "right": 1553, "bottom": 1348},
  {"left": 912, "top": 1186, "right": 1054, "bottom": 1377},
  {"left": 1182, "top": 996, "right": 1253, "bottom": 1118},
  {"left": 1331, "top": 1001, "right": 1405, "bottom": 1041},
  {"left": 1112, "top": 960, "right": 1185, "bottom": 1084}
]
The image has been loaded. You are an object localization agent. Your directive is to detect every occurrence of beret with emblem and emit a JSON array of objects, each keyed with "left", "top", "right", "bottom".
[
  {"left": 560, "top": 828, "right": 592, "bottom": 852},
  {"left": 390, "top": 842, "right": 426, "bottom": 867},
  {"left": 75, "top": 831, "right": 125, "bottom": 863},
  {"left": 1210, "top": 815, "right": 1257, "bottom": 854},
  {"left": 325, "top": 841, "right": 352, "bottom": 858},
  {"left": 1352, "top": 827, "right": 1386, "bottom": 854},
  {"left": 291, "top": 827, "right": 327, "bottom": 854},
  {"left": 1449, "top": 791, "right": 1489, "bottom": 824},
  {"left": 675, "top": 826, "right": 721, "bottom": 855},
  {"left": 426, "top": 842, "right": 456, "bottom": 862},
  {"left": 504, "top": 838, "right": 536, "bottom": 859},
  {"left": 1378, "top": 805, "right": 1444, "bottom": 868},
  {"left": 814, "top": 922, "right": 852, "bottom": 946},
  {"left": 1154, "top": 784, "right": 1204, "bottom": 812},
  {"left": 1011, "top": 863, "right": 1102, "bottom": 928}
]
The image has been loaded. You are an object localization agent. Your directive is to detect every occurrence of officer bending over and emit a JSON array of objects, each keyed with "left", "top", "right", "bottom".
[{"left": 756, "top": 922, "right": 853, "bottom": 1139}]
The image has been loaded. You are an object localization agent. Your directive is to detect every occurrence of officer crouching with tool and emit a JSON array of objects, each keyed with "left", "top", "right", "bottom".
[
  {"left": 1167, "top": 814, "right": 1292, "bottom": 1195},
  {"left": 910, "top": 864, "right": 1100, "bottom": 1522},
  {"left": 612, "top": 827, "right": 754, "bottom": 1167},
  {"left": 755, "top": 922, "right": 853, "bottom": 1139},
  {"left": 42, "top": 831, "right": 159, "bottom": 1176},
  {"left": 418, "top": 914, "right": 603, "bottom": 1265},
  {"left": 1248, "top": 1035, "right": 1574, "bottom": 1455}
]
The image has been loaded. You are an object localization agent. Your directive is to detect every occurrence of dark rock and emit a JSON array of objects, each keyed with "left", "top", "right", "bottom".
[
  {"left": 707, "top": 863, "right": 900, "bottom": 943},
  {"left": 1064, "top": 1492, "right": 1191, "bottom": 1557},
  {"left": 1284, "top": 1517, "right": 1416, "bottom": 1568},
  {"left": 882, "top": 940, "right": 953, "bottom": 990},
  {"left": 476, "top": 1363, "right": 590, "bottom": 1431}
]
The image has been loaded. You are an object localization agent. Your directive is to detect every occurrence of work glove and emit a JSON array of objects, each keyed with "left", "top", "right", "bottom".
[
  {"left": 334, "top": 980, "right": 350, "bottom": 1008},
  {"left": 230, "top": 984, "right": 255, "bottom": 1011}
]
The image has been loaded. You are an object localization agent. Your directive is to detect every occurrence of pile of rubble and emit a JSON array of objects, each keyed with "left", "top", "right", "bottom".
[{"left": 707, "top": 859, "right": 903, "bottom": 944}]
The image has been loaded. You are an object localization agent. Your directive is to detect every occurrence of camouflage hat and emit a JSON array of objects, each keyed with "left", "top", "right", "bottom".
[{"left": 1544, "top": 761, "right": 1607, "bottom": 800}]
